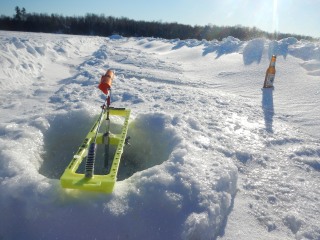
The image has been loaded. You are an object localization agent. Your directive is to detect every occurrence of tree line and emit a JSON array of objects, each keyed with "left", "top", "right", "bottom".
[{"left": 0, "top": 7, "right": 314, "bottom": 41}]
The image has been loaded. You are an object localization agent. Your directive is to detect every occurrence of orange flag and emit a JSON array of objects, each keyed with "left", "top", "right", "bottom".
[{"left": 98, "top": 69, "right": 114, "bottom": 94}]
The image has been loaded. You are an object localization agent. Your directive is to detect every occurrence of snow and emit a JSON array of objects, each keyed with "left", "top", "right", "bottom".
[{"left": 0, "top": 30, "right": 319, "bottom": 240}]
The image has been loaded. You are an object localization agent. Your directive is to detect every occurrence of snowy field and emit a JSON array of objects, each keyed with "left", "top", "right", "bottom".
[{"left": 0, "top": 30, "right": 319, "bottom": 240}]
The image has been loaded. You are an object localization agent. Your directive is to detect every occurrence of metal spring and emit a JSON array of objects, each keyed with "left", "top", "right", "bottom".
[{"left": 85, "top": 143, "right": 96, "bottom": 178}]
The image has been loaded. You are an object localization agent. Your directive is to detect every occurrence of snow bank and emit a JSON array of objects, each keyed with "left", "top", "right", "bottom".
[{"left": 0, "top": 109, "right": 238, "bottom": 240}]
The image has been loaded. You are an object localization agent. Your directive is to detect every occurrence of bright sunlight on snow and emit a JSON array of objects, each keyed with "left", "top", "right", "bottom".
[{"left": 0, "top": 31, "right": 319, "bottom": 240}]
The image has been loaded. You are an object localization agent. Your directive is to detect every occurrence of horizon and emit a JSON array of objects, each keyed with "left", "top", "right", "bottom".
[{"left": 0, "top": 0, "right": 319, "bottom": 38}]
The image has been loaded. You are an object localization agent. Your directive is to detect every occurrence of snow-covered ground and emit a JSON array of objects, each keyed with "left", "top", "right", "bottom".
[{"left": 0, "top": 30, "right": 319, "bottom": 240}]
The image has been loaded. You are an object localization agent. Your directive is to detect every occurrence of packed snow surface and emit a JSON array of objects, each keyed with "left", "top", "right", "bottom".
[{"left": 0, "top": 31, "right": 320, "bottom": 240}]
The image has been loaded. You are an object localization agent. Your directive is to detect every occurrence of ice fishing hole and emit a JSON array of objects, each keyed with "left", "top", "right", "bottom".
[
  {"left": 118, "top": 113, "right": 180, "bottom": 180},
  {"left": 39, "top": 110, "right": 96, "bottom": 179},
  {"left": 40, "top": 111, "right": 180, "bottom": 181}
]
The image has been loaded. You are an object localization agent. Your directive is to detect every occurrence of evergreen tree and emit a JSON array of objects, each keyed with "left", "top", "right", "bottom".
[{"left": 14, "top": 6, "right": 21, "bottom": 21}]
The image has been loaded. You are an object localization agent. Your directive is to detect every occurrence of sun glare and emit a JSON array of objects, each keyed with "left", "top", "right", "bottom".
[{"left": 273, "top": 0, "right": 279, "bottom": 35}]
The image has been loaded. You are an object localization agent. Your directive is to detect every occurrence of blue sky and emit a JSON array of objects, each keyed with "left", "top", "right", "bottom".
[{"left": 0, "top": 0, "right": 319, "bottom": 38}]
